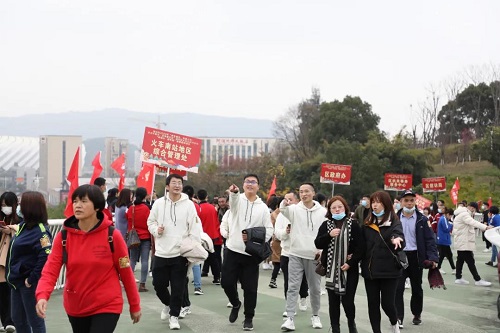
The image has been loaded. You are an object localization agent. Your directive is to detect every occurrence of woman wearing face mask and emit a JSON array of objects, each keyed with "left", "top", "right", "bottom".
[
  {"left": 361, "top": 191, "right": 405, "bottom": 333},
  {"left": 0, "top": 191, "right": 20, "bottom": 333},
  {"left": 315, "top": 196, "right": 363, "bottom": 333}
]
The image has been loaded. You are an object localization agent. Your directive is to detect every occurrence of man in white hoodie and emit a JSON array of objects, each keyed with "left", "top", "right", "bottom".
[
  {"left": 147, "top": 174, "right": 202, "bottom": 330},
  {"left": 222, "top": 174, "right": 273, "bottom": 331},
  {"left": 280, "top": 183, "right": 327, "bottom": 331}
]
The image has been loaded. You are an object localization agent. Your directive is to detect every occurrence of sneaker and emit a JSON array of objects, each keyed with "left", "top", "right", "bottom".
[
  {"left": 213, "top": 278, "right": 221, "bottom": 285},
  {"left": 320, "top": 289, "right": 327, "bottom": 295},
  {"left": 194, "top": 287, "right": 204, "bottom": 295},
  {"left": 455, "top": 278, "right": 470, "bottom": 285},
  {"left": 486, "top": 261, "right": 494, "bottom": 266},
  {"left": 179, "top": 306, "right": 191, "bottom": 318},
  {"left": 262, "top": 262, "right": 272, "bottom": 270},
  {"left": 282, "top": 311, "right": 288, "bottom": 318},
  {"left": 149, "top": 271, "right": 153, "bottom": 277},
  {"left": 475, "top": 279, "right": 492, "bottom": 287},
  {"left": 439, "top": 269, "right": 446, "bottom": 274},
  {"left": 483, "top": 248, "right": 491, "bottom": 253},
  {"left": 311, "top": 315, "right": 322, "bottom": 329},
  {"left": 451, "top": 269, "right": 456, "bottom": 275},
  {"left": 161, "top": 306, "right": 170, "bottom": 321},
  {"left": 5, "top": 326, "right": 15, "bottom": 333},
  {"left": 299, "top": 298, "right": 307, "bottom": 311},
  {"left": 269, "top": 279, "right": 278, "bottom": 288},
  {"left": 229, "top": 301, "right": 241, "bottom": 323},
  {"left": 398, "top": 319, "right": 404, "bottom": 329},
  {"left": 391, "top": 323, "right": 401, "bottom": 333},
  {"left": 494, "top": 263, "right": 498, "bottom": 267},
  {"left": 169, "top": 316, "right": 180, "bottom": 330},
  {"left": 404, "top": 277, "right": 410, "bottom": 289},
  {"left": 243, "top": 318, "right": 254, "bottom": 331},
  {"left": 412, "top": 316, "right": 421, "bottom": 325},
  {"left": 281, "top": 317, "right": 295, "bottom": 331},
  {"left": 227, "top": 302, "right": 233, "bottom": 308}
]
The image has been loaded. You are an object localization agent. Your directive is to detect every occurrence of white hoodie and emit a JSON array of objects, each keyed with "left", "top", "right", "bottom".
[
  {"left": 279, "top": 200, "right": 326, "bottom": 260},
  {"left": 227, "top": 192, "right": 273, "bottom": 256},
  {"left": 147, "top": 193, "right": 201, "bottom": 258},
  {"left": 274, "top": 213, "right": 292, "bottom": 257}
]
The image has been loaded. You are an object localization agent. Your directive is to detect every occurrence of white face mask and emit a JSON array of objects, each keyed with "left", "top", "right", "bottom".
[{"left": 1, "top": 206, "right": 12, "bottom": 216}]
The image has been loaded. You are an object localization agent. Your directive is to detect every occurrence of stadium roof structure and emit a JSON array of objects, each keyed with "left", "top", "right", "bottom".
[{"left": 0, "top": 136, "right": 39, "bottom": 171}]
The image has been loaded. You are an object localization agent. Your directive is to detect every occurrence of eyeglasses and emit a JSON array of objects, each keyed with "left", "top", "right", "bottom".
[{"left": 244, "top": 180, "right": 258, "bottom": 185}]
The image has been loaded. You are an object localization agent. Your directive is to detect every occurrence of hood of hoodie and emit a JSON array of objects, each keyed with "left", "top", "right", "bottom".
[
  {"left": 63, "top": 211, "right": 112, "bottom": 234},
  {"left": 454, "top": 206, "right": 470, "bottom": 217}
]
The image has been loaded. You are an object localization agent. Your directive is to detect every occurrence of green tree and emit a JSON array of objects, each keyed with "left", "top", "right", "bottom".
[{"left": 473, "top": 126, "right": 500, "bottom": 168}]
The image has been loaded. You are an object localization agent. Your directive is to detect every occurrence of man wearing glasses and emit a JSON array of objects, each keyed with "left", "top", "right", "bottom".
[{"left": 222, "top": 174, "right": 273, "bottom": 331}]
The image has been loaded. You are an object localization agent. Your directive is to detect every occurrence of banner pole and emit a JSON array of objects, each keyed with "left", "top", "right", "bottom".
[{"left": 331, "top": 183, "right": 335, "bottom": 197}]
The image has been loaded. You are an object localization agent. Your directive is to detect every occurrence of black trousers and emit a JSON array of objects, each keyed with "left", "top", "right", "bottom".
[
  {"left": 327, "top": 268, "right": 359, "bottom": 328},
  {"left": 68, "top": 313, "right": 120, "bottom": 333},
  {"left": 152, "top": 256, "right": 189, "bottom": 317},
  {"left": 396, "top": 251, "right": 423, "bottom": 322},
  {"left": 221, "top": 249, "right": 259, "bottom": 319},
  {"left": 271, "top": 262, "right": 281, "bottom": 280},
  {"left": 456, "top": 250, "right": 481, "bottom": 281},
  {"left": 280, "top": 255, "right": 309, "bottom": 299},
  {"left": 182, "top": 276, "right": 191, "bottom": 307},
  {"left": 437, "top": 245, "right": 456, "bottom": 270},
  {"left": 0, "top": 282, "right": 14, "bottom": 328},
  {"left": 364, "top": 278, "right": 399, "bottom": 333},
  {"left": 202, "top": 244, "right": 222, "bottom": 279}
]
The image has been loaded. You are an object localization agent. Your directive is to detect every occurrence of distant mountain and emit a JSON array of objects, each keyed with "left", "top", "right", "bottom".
[{"left": 0, "top": 108, "right": 275, "bottom": 145}]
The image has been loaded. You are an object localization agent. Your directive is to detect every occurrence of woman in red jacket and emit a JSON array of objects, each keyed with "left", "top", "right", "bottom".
[
  {"left": 126, "top": 187, "right": 151, "bottom": 292},
  {"left": 35, "top": 185, "right": 141, "bottom": 333}
]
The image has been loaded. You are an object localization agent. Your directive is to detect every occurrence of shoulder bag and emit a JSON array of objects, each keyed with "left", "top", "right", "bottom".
[
  {"left": 378, "top": 232, "right": 408, "bottom": 269},
  {"left": 126, "top": 205, "right": 141, "bottom": 248}
]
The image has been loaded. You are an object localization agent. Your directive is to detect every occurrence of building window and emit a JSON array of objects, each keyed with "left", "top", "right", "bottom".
[
  {"left": 247, "top": 146, "right": 252, "bottom": 158},
  {"left": 236, "top": 145, "right": 240, "bottom": 158},
  {"left": 253, "top": 141, "right": 258, "bottom": 155},
  {"left": 265, "top": 142, "right": 269, "bottom": 153}
]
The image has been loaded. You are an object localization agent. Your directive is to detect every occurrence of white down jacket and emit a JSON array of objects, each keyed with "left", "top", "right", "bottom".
[{"left": 452, "top": 206, "right": 487, "bottom": 251}]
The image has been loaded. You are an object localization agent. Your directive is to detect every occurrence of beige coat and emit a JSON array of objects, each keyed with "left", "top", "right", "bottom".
[
  {"left": 0, "top": 231, "right": 13, "bottom": 283},
  {"left": 452, "top": 207, "right": 486, "bottom": 251}
]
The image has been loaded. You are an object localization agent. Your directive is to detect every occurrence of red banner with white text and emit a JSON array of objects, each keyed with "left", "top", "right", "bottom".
[
  {"left": 422, "top": 177, "right": 446, "bottom": 193},
  {"left": 384, "top": 173, "right": 413, "bottom": 191},
  {"left": 320, "top": 163, "right": 352, "bottom": 185}
]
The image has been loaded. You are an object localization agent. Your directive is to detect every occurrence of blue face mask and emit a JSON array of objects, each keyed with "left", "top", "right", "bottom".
[
  {"left": 437, "top": 208, "right": 443, "bottom": 214},
  {"left": 16, "top": 205, "right": 23, "bottom": 218},
  {"left": 403, "top": 207, "right": 415, "bottom": 214},
  {"left": 332, "top": 213, "right": 346, "bottom": 220},
  {"left": 361, "top": 200, "right": 368, "bottom": 207},
  {"left": 372, "top": 210, "right": 385, "bottom": 217},
  {"left": 394, "top": 203, "right": 401, "bottom": 211}
]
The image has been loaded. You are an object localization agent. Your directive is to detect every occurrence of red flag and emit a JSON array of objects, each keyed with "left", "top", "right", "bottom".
[
  {"left": 269, "top": 176, "right": 277, "bottom": 196},
  {"left": 64, "top": 147, "right": 80, "bottom": 218},
  {"left": 488, "top": 197, "right": 493, "bottom": 207},
  {"left": 89, "top": 151, "right": 103, "bottom": 185},
  {"left": 136, "top": 162, "right": 156, "bottom": 194},
  {"left": 450, "top": 177, "right": 460, "bottom": 206},
  {"left": 111, "top": 153, "right": 126, "bottom": 191}
]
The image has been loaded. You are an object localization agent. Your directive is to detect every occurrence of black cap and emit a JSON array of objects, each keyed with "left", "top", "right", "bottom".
[{"left": 401, "top": 189, "right": 416, "bottom": 197}]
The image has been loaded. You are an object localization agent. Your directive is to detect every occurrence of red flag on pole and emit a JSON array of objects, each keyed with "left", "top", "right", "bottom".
[
  {"left": 488, "top": 197, "right": 493, "bottom": 207},
  {"left": 111, "top": 153, "right": 126, "bottom": 191},
  {"left": 64, "top": 147, "right": 80, "bottom": 218},
  {"left": 136, "top": 162, "right": 156, "bottom": 195},
  {"left": 269, "top": 176, "right": 277, "bottom": 197},
  {"left": 450, "top": 177, "right": 460, "bottom": 206},
  {"left": 89, "top": 151, "right": 103, "bottom": 185}
]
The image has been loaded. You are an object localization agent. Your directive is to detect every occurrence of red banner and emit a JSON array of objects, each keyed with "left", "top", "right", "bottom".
[
  {"left": 141, "top": 127, "right": 202, "bottom": 173},
  {"left": 450, "top": 178, "right": 460, "bottom": 205},
  {"left": 422, "top": 177, "right": 446, "bottom": 193},
  {"left": 136, "top": 162, "right": 156, "bottom": 195},
  {"left": 384, "top": 173, "right": 413, "bottom": 191},
  {"left": 320, "top": 163, "right": 352, "bottom": 185},
  {"left": 415, "top": 194, "right": 432, "bottom": 211}
]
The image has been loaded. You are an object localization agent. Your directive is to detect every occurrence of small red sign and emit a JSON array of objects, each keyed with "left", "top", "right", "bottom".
[
  {"left": 384, "top": 173, "right": 413, "bottom": 191},
  {"left": 415, "top": 194, "right": 432, "bottom": 211},
  {"left": 141, "top": 127, "right": 202, "bottom": 173},
  {"left": 422, "top": 177, "right": 446, "bottom": 193},
  {"left": 320, "top": 163, "right": 352, "bottom": 185}
]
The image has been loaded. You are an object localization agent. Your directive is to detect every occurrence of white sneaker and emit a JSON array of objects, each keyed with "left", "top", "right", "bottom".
[
  {"left": 475, "top": 279, "right": 492, "bottom": 287},
  {"left": 311, "top": 315, "right": 322, "bottom": 329},
  {"left": 455, "top": 278, "right": 470, "bottom": 285},
  {"left": 227, "top": 302, "right": 233, "bottom": 308},
  {"left": 5, "top": 326, "right": 15, "bottom": 333},
  {"left": 397, "top": 319, "right": 404, "bottom": 329},
  {"left": 439, "top": 269, "right": 446, "bottom": 274},
  {"left": 299, "top": 298, "right": 307, "bottom": 311},
  {"left": 282, "top": 311, "right": 288, "bottom": 318},
  {"left": 169, "top": 316, "right": 180, "bottom": 330},
  {"left": 320, "top": 289, "right": 327, "bottom": 295},
  {"left": 483, "top": 248, "right": 491, "bottom": 253},
  {"left": 161, "top": 306, "right": 170, "bottom": 321},
  {"left": 391, "top": 323, "right": 401, "bottom": 333},
  {"left": 281, "top": 317, "right": 295, "bottom": 331},
  {"left": 179, "top": 306, "right": 191, "bottom": 318},
  {"left": 149, "top": 271, "right": 153, "bottom": 277},
  {"left": 404, "top": 277, "right": 410, "bottom": 289},
  {"left": 451, "top": 269, "right": 456, "bottom": 275}
]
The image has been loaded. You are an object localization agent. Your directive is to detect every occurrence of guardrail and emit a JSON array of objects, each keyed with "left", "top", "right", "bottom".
[{"left": 48, "top": 219, "right": 65, "bottom": 289}]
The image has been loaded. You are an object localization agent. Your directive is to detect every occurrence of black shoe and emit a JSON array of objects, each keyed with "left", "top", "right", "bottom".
[
  {"left": 331, "top": 325, "right": 341, "bottom": 333},
  {"left": 243, "top": 318, "right": 253, "bottom": 331},
  {"left": 201, "top": 272, "right": 208, "bottom": 277},
  {"left": 269, "top": 278, "right": 277, "bottom": 288},
  {"left": 229, "top": 301, "right": 241, "bottom": 323},
  {"left": 486, "top": 261, "right": 494, "bottom": 266},
  {"left": 213, "top": 278, "right": 221, "bottom": 285},
  {"left": 348, "top": 321, "right": 358, "bottom": 333},
  {"left": 412, "top": 316, "right": 421, "bottom": 325}
]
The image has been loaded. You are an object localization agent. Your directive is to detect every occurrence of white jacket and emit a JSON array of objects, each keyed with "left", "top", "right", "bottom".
[
  {"left": 452, "top": 206, "right": 486, "bottom": 251},
  {"left": 274, "top": 213, "right": 292, "bottom": 257},
  {"left": 147, "top": 193, "right": 201, "bottom": 258},
  {"left": 227, "top": 192, "right": 273, "bottom": 256},
  {"left": 279, "top": 200, "right": 326, "bottom": 260},
  {"left": 220, "top": 209, "right": 231, "bottom": 239}
]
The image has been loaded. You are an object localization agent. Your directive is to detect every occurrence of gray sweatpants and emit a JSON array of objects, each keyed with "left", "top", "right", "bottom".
[{"left": 286, "top": 255, "right": 321, "bottom": 317}]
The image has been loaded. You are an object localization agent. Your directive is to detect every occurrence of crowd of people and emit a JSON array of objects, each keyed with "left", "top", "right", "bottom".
[{"left": 0, "top": 174, "right": 499, "bottom": 333}]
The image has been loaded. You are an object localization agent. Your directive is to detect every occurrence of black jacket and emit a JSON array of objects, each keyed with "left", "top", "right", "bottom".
[
  {"left": 314, "top": 217, "right": 363, "bottom": 270},
  {"left": 360, "top": 217, "right": 405, "bottom": 280}
]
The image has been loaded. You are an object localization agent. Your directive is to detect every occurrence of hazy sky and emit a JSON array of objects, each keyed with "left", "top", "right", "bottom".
[{"left": 1, "top": 1, "right": 499, "bottom": 135}]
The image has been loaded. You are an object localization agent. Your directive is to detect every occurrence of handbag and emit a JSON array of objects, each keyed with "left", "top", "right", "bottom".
[
  {"left": 378, "top": 232, "right": 408, "bottom": 269},
  {"left": 244, "top": 227, "right": 271, "bottom": 263},
  {"left": 126, "top": 205, "right": 141, "bottom": 248},
  {"left": 315, "top": 261, "right": 326, "bottom": 276}
]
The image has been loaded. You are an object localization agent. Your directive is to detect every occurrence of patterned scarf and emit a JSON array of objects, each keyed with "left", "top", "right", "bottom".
[{"left": 325, "top": 218, "right": 351, "bottom": 295}]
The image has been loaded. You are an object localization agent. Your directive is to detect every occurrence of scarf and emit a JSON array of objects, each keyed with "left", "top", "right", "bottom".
[
  {"left": 325, "top": 218, "right": 351, "bottom": 295},
  {"left": 424, "top": 260, "right": 447, "bottom": 290}
]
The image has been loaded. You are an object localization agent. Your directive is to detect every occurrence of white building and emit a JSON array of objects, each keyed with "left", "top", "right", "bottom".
[{"left": 199, "top": 137, "right": 279, "bottom": 165}]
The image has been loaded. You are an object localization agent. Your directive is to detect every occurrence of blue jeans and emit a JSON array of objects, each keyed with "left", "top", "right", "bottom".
[
  {"left": 10, "top": 283, "right": 46, "bottom": 333},
  {"left": 492, "top": 245, "right": 498, "bottom": 263},
  {"left": 192, "top": 264, "right": 202, "bottom": 289},
  {"left": 130, "top": 239, "right": 151, "bottom": 283}
]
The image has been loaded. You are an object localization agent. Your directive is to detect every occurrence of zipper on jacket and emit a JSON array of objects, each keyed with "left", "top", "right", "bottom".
[{"left": 6, "top": 223, "right": 26, "bottom": 289}]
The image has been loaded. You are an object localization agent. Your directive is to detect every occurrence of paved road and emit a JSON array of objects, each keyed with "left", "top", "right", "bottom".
[{"left": 42, "top": 245, "right": 500, "bottom": 333}]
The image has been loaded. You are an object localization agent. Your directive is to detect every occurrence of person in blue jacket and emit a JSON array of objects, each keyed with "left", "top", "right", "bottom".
[
  {"left": 436, "top": 208, "right": 456, "bottom": 274},
  {"left": 486, "top": 206, "right": 500, "bottom": 267},
  {"left": 6, "top": 191, "right": 52, "bottom": 333}
]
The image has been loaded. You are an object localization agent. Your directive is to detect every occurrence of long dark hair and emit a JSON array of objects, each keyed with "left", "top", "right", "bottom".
[
  {"left": 0, "top": 191, "right": 20, "bottom": 224},
  {"left": 365, "top": 191, "right": 394, "bottom": 225},
  {"left": 20, "top": 191, "right": 48, "bottom": 229},
  {"left": 116, "top": 188, "right": 132, "bottom": 208}
]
